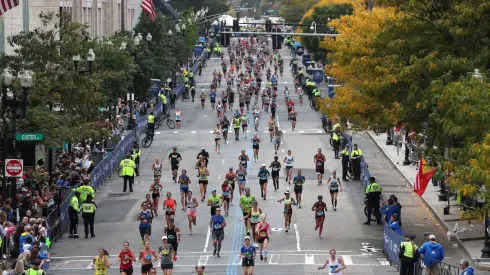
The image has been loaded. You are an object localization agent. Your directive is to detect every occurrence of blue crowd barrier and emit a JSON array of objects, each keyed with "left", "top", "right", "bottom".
[{"left": 45, "top": 51, "right": 209, "bottom": 244}]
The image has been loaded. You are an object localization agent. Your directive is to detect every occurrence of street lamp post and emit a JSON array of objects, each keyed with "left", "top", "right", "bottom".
[
  {"left": 1, "top": 69, "right": 33, "bottom": 224},
  {"left": 310, "top": 22, "right": 317, "bottom": 34},
  {"left": 72, "top": 49, "right": 96, "bottom": 75}
]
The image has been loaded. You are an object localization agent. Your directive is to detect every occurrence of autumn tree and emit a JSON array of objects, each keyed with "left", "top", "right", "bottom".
[{"left": 279, "top": 0, "right": 318, "bottom": 23}]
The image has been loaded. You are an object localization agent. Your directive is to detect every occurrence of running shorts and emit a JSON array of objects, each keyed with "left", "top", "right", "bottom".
[
  {"left": 212, "top": 229, "right": 225, "bottom": 241},
  {"left": 242, "top": 258, "right": 255, "bottom": 267},
  {"left": 151, "top": 193, "right": 160, "bottom": 199},
  {"left": 199, "top": 180, "right": 208, "bottom": 185},
  {"left": 141, "top": 263, "right": 153, "bottom": 273},
  {"left": 316, "top": 165, "right": 325, "bottom": 174},
  {"left": 258, "top": 236, "right": 269, "bottom": 244},
  {"left": 330, "top": 189, "right": 339, "bottom": 194},
  {"left": 294, "top": 188, "right": 303, "bottom": 194},
  {"left": 171, "top": 164, "right": 179, "bottom": 171},
  {"left": 119, "top": 267, "right": 133, "bottom": 275},
  {"left": 161, "top": 263, "right": 173, "bottom": 270}
]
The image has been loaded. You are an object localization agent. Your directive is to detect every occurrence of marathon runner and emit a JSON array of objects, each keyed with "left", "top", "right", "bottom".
[
  {"left": 314, "top": 148, "right": 326, "bottom": 185},
  {"left": 273, "top": 126, "right": 283, "bottom": 155},
  {"left": 163, "top": 192, "right": 177, "bottom": 225},
  {"left": 241, "top": 236, "right": 256, "bottom": 275},
  {"left": 163, "top": 218, "right": 181, "bottom": 261},
  {"left": 221, "top": 180, "right": 232, "bottom": 216},
  {"left": 197, "top": 162, "right": 210, "bottom": 202},
  {"left": 185, "top": 191, "right": 198, "bottom": 235},
  {"left": 207, "top": 189, "right": 222, "bottom": 217},
  {"left": 139, "top": 241, "right": 158, "bottom": 275},
  {"left": 210, "top": 207, "right": 226, "bottom": 258},
  {"left": 159, "top": 236, "right": 175, "bottom": 274},
  {"left": 92, "top": 248, "right": 109, "bottom": 275},
  {"left": 312, "top": 195, "right": 327, "bottom": 239},
  {"left": 256, "top": 213, "right": 271, "bottom": 262},
  {"left": 238, "top": 150, "right": 250, "bottom": 170},
  {"left": 278, "top": 190, "right": 295, "bottom": 233},
  {"left": 213, "top": 124, "right": 223, "bottom": 154},
  {"left": 327, "top": 170, "right": 343, "bottom": 211},
  {"left": 138, "top": 202, "right": 153, "bottom": 244},
  {"left": 318, "top": 249, "right": 346, "bottom": 274},
  {"left": 269, "top": 156, "right": 281, "bottom": 190},
  {"left": 283, "top": 150, "right": 294, "bottom": 184},
  {"left": 257, "top": 164, "right": 270, "bottom": 200},
  {"left": 178, "top": 169, "right": 191, "bottom": 211},
  {"left": 119, "top": 242, "right": 136, "bottom": 275},
  {"left": 236, "top": 165, "right": 247, "bottom": 196},
  {"left": 168, "top": 147, "right": 182, "bottom": 183},
  {"left": 240, "top": 187, "right": 256, "bottom": 235},
  {"left": 225, "top": 167, "right": 237, "bottom": 205},
  {"left": 251, "top": 133, "right": 261, "bottom": 162},
  {"left": 241, "top": 201, "right": 262, "bottom": 247},
  {"left": 293, "top": 169, "right": 305, "bottom": 208}
]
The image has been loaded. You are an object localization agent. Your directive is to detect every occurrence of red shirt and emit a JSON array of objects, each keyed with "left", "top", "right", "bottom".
[
  {"left": 119, "top": 249, "right": 134, "bottom": 269},
  {"left": 225, "top": 172, "right": 235, "bottom": 180},
  {"left": 257, "top": 222, "right": 270, "bottom": 238}
]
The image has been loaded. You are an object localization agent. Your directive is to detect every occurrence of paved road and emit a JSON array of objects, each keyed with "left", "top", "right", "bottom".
[{"left": 46, "top": 38, "right": 468, "bottom": 275}]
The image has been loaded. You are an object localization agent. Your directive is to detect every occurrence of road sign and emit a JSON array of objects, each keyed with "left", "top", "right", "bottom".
[
  {"left": 5, "top": 159, "right": 23, "bottom": 177},
  {"left": 312, "top": 69, "right": 324, "bottom": 84},
  {"left": 302, "top": 55, "right": 310, "bottom": 66},
  {"left": 15, "top": 133, "right": 44, "bottom": 141},
  {"left": 328, "top": 86, "right": 336, "bottom": 98},
  {"left": 296, "top": 46, "right": 304, "bottom": 56}
]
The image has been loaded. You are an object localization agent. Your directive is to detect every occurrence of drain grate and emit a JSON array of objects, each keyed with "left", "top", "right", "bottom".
[{"left": 108, "top": 192, "right": 131, "bottom": 197}]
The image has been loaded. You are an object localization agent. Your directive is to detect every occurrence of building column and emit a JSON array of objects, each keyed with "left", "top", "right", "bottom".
[
  {"left": 93, "top": 0, "right": 98, "bottom": 36},
  {"left": 23, "top": 0, "right": 29, "bottom": 32}
]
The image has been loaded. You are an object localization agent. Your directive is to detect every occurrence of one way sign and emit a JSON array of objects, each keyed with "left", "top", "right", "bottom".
[{"left": 296, "top": 46, "right": 304, "bottom": 56}]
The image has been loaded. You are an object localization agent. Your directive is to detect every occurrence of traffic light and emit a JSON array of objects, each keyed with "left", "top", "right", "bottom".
[
  {"left": 266, "top": 20, "right": 272, "bottom": 32},
  {"left": 233, "top": 20, "right": 239, "bottom": 32},
  {"left": 272, "top": 28, "right": 282, "bottom": 50}
]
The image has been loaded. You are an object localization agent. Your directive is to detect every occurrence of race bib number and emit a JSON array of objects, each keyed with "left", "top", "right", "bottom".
[
  {"left": 317, "top": 210, "right": 324, "bottom": 216},
  {"left": 259, "top": 232, "right": 267, "bottom": 237},
  {"left": 317, "top": 161, "right": 323, "bottom": 166},
  {"left": 161, "top": 249, "right": 169, "bottom": 255},
  {"left": 166, "top": 208, "right": 173, "bottom": 212},
  {"left": 223, "top": 191, "right": 230, "bottom": 196},
  {"left": 214, "top": 223, "right": 222, "bottom": 229}
]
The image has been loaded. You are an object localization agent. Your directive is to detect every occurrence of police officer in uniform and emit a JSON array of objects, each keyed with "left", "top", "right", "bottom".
[
  {"left": 119, "top": 154, "right": 136, "bottom": 192},
  {"left": 341, "top": 145, "right": 350, "bottom": 182},
  {"left": 160, "top": 93, "right": 168, "bottom": 115},
  {"left": 132, "top": 143, "right": 141, "bottom": 176},
  {"left": 147, "top": 111, "right": 155, "bottom": 137},
  {"left": 351, "top": 144, "right": 363, "bottom": 180},
  {"left": 74, "top": 179, "right": 95, "bottom": 203},
  {"left": 399, "top": 233, "right": 418, "bottom": 275},
  {"left": 80, "top": 194, "right": 97, "bottom": 238},
  {"left": 364, "top": 177, "right": 382, "bottom": 225},
  {"left": 68, "top": 191, "right": 81, "bottom": 238},
  {"left": 198, "top": 60, "right": 203, "bottom": 76}
]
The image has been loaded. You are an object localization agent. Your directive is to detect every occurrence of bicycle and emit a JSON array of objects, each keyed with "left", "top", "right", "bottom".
[
  {"left": 141, "top": 129, "right": 153, "bottom": 148},
  {"left": 155, "top": 113, "right": 176, "bottom": 129},
  {"left": 182, "top": 91, "right": 191, "bottom": 102}
]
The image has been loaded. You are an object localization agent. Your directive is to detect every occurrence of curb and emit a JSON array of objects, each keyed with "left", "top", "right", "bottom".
[{"left": 365, "top": 131, "right": 478, "bottom": 266}]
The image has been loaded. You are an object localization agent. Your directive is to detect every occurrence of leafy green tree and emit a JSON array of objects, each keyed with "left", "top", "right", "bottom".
[
  {"left": 1, "top": 12, "right": 110, "bottom": 146},
  {"left": 169, "top": 0, "right": 230, "bottom": 16},
  {"left": 279, "top": 0, "right": 318, "bottom": 23},
  {"left": 132, "top": 12, "right": 199, "bottom": 99},
  {"left": 300, "top": 3, "right": 353, "bottom": 62}
]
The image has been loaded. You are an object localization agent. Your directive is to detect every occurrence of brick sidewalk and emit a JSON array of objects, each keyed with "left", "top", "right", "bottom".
[{"left": 367, "top": 131, "right": 490, "bottom": 271}]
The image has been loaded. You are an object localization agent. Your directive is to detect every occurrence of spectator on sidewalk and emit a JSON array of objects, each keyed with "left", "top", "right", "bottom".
[
  {"left": 388, "top": 214, "right": 402, "bottom": 236},
  {"left": 381, "top": 198, "right": 397, "bottom": 223},
  {"left": 18, "top": 226, "right": 33, "bottom": 254},
  {"left": 460, "top": 260, "right": 474, "bottom": 275},
  {"left": 418, "top": 234, "right": 444, "bottom": 275}
]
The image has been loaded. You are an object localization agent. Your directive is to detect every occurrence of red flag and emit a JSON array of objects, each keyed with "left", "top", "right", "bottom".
[
  {"left": 413, "top": 157, "right": 436, "bottom": 196},
  {"left": 141, "top": 0, "right": 156, "bottom": 21},
  {"left": 0, "top": 0, "right": 19, "bottom": 16}
]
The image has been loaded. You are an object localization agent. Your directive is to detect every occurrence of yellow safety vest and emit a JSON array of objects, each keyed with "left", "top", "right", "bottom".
[
  {"left": 80, "top": 202, "right": 97, "bottom": 213},
  {"left": 341, "top": 149, "right": 349, "bottom": 156},
  {"left": 401, "top": 241, "right": 417, "bottom": 258},
  {"left": 119, "top": 159, "right": 136, "bottom": 176},
  {"left": 25, "top": 268, "right": 44, "bottom": 275},
  {"left": 366, "top": 183, "right": 382, "bottom": 194},
  {"left": 148, "top": 115, "right": 155, "bottom": 123},
  {"left": 333, "top": 132, "right": 339, "bottom": 141},
  {"left": 75, "top": 185, "right": 95, "bottom": 203},
  {"left": 333, "top": 123, "right": 340, "bottom": 131},
  {"left": 69, "top": 196, "right": 80, "bottom": 212}
]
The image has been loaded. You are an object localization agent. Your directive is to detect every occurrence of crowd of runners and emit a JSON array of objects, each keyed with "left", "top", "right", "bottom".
[{"left": 90, "top": 36, "right": 346, "bottom": 275}]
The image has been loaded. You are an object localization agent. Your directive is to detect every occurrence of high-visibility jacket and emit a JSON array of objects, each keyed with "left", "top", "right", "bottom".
[
  {"left": 80, "top": 201, "right": 97, "bottom": 214},
  {"left": 333, "top": 132, "right": 339, "bottom": 141},
  {"left": 119, "top": 159, "right": 136, "bottom": 176},
  {"left": 69, "top": 196, "right": 80, "bottom": 214},
  {"left": 401, "top": 241, "right": 417, "bottom": 258},
  {"left": 74, "top": 185, "right": 95, "bottom": 203},
  {"left": 366, "top": 183, "right": 382, "bottom": 194},
  {"left": 25, "top": 268, "right": 46, "bottom": 275},
  {"left": 148, "top": 115, "right": 155, "bottom": 124},
  {"left": 333, "top": 123, "right": 340, "bottom": 131},
  {"left": 160, "top": 94, "right": 168, "bottom": 104}
]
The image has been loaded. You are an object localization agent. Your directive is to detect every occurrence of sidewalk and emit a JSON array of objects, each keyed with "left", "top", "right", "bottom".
[{"left": 368, "top": 131, "right": 490, "bottom": 271}]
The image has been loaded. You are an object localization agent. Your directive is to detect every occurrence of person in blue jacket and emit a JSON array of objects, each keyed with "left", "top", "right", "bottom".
[
  {"left": 418, "top": 234, "right": 445, "bottom": 273},
  {"left": 388, "top": 214, "right": 402, "bottom": 236},
  {"left": 381, "top": 198, "right": 397, "bottom": 223},
  {"left": 460, "top": 260, "right": 474, "bottom": 275}
]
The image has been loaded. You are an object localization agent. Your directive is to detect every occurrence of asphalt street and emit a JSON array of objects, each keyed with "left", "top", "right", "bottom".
[{"left": 46, "top": 38, "right": 469, "bottom": 274}]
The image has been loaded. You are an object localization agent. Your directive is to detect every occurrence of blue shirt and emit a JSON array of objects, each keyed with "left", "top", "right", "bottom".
[
  {"left": 241, "top": 245, "right": 256, "bottom": 259},
  {"left": 210, "top": 93, "right": 216, "bottom": 99},
  {"left": 139, "top": 210, "right": 151, "bottom": 228},
  {"left": 257, "top": 169, "right": 270, "bottom": 180},
  {"left": 211, "top": 215, "right": 225, "bottom": 230}
]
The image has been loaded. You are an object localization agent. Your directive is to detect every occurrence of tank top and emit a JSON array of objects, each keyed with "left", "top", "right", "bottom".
[
  {"left": 328, "top": 257, "right": 342, "bottom": 275},
  {"left": 165, "top": 199, "right": 175, "bottom": 213},
  {"left": 153, "top": 163, "right": 162, "bottom": 176},
  {"left": 166, "top": 226, "right": 177, "bottom": 243},
  {"left": 95, "top": 256, "right": 108, "bottom": 275},
  {"left": 315, "top": 201, "right": 326, "bottom": 217},
  {"left": 175, "top": 112, "right": 181, "bottom": 120},
  {"left": 285, "top": 155, "right": 293, "bottom": 167},
  {"left": 214, "top": 128, "right": 222, "bottom": 138},
  {"left": 198, "top": 168, "right": 208, "bottom": 180},
  {"left": 250, "top": 208, "right": 260, "bottom": 223},
  {"left": 316, "top": 154, "right": 324, "bottom": 166},
  {"left": 258, "top": 222, "right": 269, "bottom": 238},
  {"left": 289, "top": 111, "right": 296, "bottom": 119},
  {"left": 268, "top": 120, "right": 275, "bottom": 129},
  {"left": 139, "top": 210, "right": 151, "bottom": 227},
  {"left": 284, "top": 198, "right": 292, "bottom": 205},
  {"left": 237, "top": 170, "right": 245, "bottom": 181},
  {"left": 240, "top": 155, "right": 248, "bottom": 166},
  {"left": 186, "top": 197, "right": 196, "bottom": 210},
  {"left": 329, "top": 176, "right": 339, "bottom": 191},
  {"left": 119, "top": 249, "right": 133, "bottom": 269},
  {"left": 217, "top": 104, "right": 223, "bottom": 111},
  {"left": 141, "top": 249, "right": 155, "bottom": 264}
]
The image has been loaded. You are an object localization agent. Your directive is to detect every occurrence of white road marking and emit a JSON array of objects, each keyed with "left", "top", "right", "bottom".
[
  {"left": 86, "top": 262, "right": 93, "bottom": 269},
  {"left": 203, "top": 115, "right": 208, "bottom": 118},
  {"left": 271, "top": 228, "right": 283, "bottom": 231},
  {"left": 222, "top": 159, "right": 225, "bottom": 163},
  {"left": 218, "top": 174, "right": 222, "bottom": 179},
  {"left": 155, "top": 132, "right": 161, "bottom": 134},
  {"left": 305, "top": 254, "right": 314, "bottom": 265},
  {"left": 269, "top": 254, "right": 280, "bottom": 264},
  {"left": 209, "top": 130, "right": 213, "bottom": 133},
  {"left": 173, "top": 131, "right": 178, "bottom": 134},
  {"left": 378, "top": 258, "right": 390, "bottom": 266},
  {"left": 191, "top": 131, "right": 197, "bottom": 134},
  {"left": 198, "top": 255, "right": 209, "bottom": 266},
  {"left": 342, "top": 255, "right": 353, "bottom": 265},
  {"left": 281, "top": 149, "right": 284, "bottom": 153},
  {"left": 317, "top": 131, "right": 323, "bottom": 133},
  {"left": 234, "top": 255, "right": 242, "bottom": 265},
  {"left": 299, "top": 131, "right": 305, "bottom": 133},
  {"left": 60, "top": 261, "right": 69, "bottom": 268},
  {"left": 294, "top": 224, "right": 301, "bottom": 251},
  {"left": 263, "top": 130, "right": 268, "bottom": 133},
  {"left": 203, "top": 228, "right": 211, "bottom": 252}
]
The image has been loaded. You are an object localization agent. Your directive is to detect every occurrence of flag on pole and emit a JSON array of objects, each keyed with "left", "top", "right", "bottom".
[
  {"left": 0, "top": 0, "right": 19, "bottom": 16},
  {"left": 413, "top": 157, "right": 436, "bottom": 196},
  {"left": 141, "top": 0, "right": 156, "bottom": 21}
]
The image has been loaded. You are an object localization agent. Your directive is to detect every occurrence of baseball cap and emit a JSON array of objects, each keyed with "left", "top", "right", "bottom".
[
  {"left": 202, "top": 147, "right": 205, "bottom": 150},
  {"left": 262, "top": 164, "right": 266, "bottom": 167},
  {"left": 244, "top": 236, "right": 250, "bottom": 240},
  {"left": 212, "top": 189, "right": 217, "bottom": 192},
  {"left": 429, "top": 234, "right": 436, "bottom": 240},
  {"left": 162, "top": 236, "right": 168, "bottom": 240}
]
